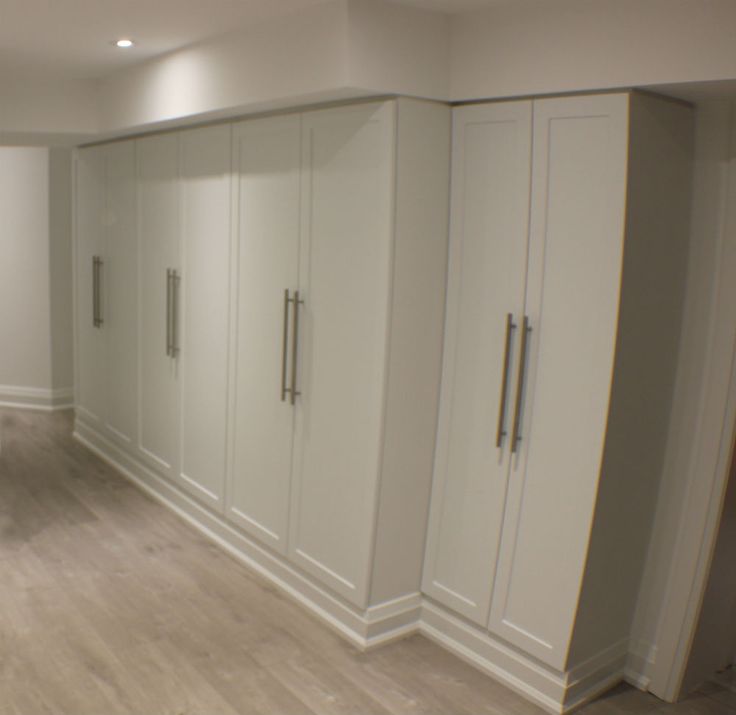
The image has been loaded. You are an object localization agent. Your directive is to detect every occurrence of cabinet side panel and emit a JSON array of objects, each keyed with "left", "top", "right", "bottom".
[
  {"left": 568, "top": 94, "right": 694, "bottom": 669},
  {"left": 369, "top": 99, "right": 451, "bottom": 606}
]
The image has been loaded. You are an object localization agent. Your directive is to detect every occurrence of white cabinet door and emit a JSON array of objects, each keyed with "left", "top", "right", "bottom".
[
  {"left": 178, "top": 125, "right": 232, "bottom": 510},
  {"left": 488, "top": 94, "right": 629, "bottom": 667},
  {"left": 104, "top": 141, "right": 138, "bottom": 445},
  {"left": 137, "top": 134, "right": 180, "bottom": 478},
  {"left": 75, "top": 147, "right": 107, "bottom": 427},
  {"left": 289, "top": 102, "right": 394, "bottom": 607},
  {"left": 422, "top": 102, "right": 533, "bottom": 625},
  {"left": 229, "top": 115, "right": 300, "bottom": 552}
]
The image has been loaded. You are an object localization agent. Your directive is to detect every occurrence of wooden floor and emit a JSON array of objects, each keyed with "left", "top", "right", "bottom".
[{"left": 0, "top": 408, "right": 733, "bottom": 715}]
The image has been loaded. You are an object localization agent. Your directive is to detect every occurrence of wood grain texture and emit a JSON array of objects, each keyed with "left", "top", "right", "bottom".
[{"left": 0, "top": 407, "right": 729, "bottom": 715}]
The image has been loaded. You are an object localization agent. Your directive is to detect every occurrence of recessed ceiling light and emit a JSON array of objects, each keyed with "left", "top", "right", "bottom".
[{"left": 115, "top": 39, "right": 134, "bottom": 48}]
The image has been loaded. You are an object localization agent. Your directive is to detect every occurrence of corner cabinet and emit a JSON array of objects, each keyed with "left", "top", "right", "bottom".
[
  {"left": 423, "top": 92, "right": 694, "bottom": 676},
  {"left": 74, "top": 99, "right": 450, "bottom": 623}
]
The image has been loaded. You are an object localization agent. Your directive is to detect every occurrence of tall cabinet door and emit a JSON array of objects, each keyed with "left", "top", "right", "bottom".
[
  {"left": 104, "top": 141, "right": 138, "bottom": 445},
  {"left": 137, "top": 134, "right": 180, "bottom": 479},
  {"left": 178, "top": 125, "right": 232, "bottom": 510},
  {"left": 75, "top": 146, "right": 107, "bottom": 427},
  {"left": 422, "top": 102, "right": 533, "bottom": 625},
  {"left": 488, "top": 94, "right": 629, "bottom": 668},
  {"left": 229, "top": 115, "right": 301, "bottom": 552},
  {"left": 289, "top": 102, "right": 394, "bottom": 607}
]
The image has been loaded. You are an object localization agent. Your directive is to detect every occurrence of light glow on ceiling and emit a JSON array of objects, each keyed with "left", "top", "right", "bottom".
[{"left": 115, "top": 39, "right": 135, "bottom": 48}]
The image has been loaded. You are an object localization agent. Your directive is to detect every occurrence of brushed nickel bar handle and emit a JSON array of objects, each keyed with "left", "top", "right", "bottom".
[
  {"left": 496, "top": 313, "right": 516, "bottom": 448},
  {"left": 511, "top": 315, "right": 531, "bottom": 454},
  {"left": 166, "top": 269, "right": 172, "bottom": 357},
  {"left": 281, "top": 289, "right": 291, "bottom": 402},
  {"left": 92, "top": 257, "right": 98, "bottom": 327},
  {"left": 172, "top": 270, "right": 181, "bottom": 358},
  {"left": 289, "top": 291, "right": 304, "bottom": 406},
  {"left": 96, "top": 257, "right": 104, "bottom": 327}
]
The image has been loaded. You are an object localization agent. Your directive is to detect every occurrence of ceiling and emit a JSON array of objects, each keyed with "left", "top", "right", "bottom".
[{"left": 0, "top": 0, "right": 499, "bottom": 82}]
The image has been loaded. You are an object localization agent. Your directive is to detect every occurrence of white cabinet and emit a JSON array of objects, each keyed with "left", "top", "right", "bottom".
[
  {"left": 230, "top": 114, "right": 301, "bottom": 552},
  {"left": 289, "top": 102, "right": 394, "bottom": 604},
  {"left": 104, "top": 142, "right": 138, "bottom": 445},
  {"left": 423, "top": 92, "right": 694, "bottom": 671},
  {"left": 75, "top": 146, "right": 107, "bottom": 427},
  {"left": 422, "top": 101, "right": 532, "bottom": 624},
  {"left": 76, "top": 97, "right": 449, "bottom": 619},
  {"left": 487, "top": 94, "right": 630, "bottom": 664},
  {"left": 178, "top": 124, "right": 232, "bottom": 509},
  {"left": 230, "top": 99, "right": 450, "bottom": 609},
  {"left": 136, "top": 127, "right": 232, "bottom": 505},
  {"left": 74, "top": 141, "right": 137, "bottom": 444},
  {"left": 138, "top": 134, "right": 180, "bottom": 479}
]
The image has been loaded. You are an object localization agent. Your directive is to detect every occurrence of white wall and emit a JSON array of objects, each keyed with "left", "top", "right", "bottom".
[
  {"left": 0, "top": 76, "right": 97, "bottom": 145},
  {"left": 681, "top": 453, "right": 736, "bottom": 694},
  {"left": 450, "top": 0, "right": 736, "bottom": 101},
  {"left": 49, "top": 148, "right": 74, "bottom": 395},
  {"left": 345, "top": 0, "right": 449, "bottom": 99},
  {"left": 0, "top": 147, "right": 73, "bottom": 409},
  {"left": 96, "top": 0, "right": 351, "bottom": 136},
  {"left": 94, "top": 0, "right": 450, "bottom": 138},
  {"left": 9, "top": 0, "right": 736, "bottom": 141},
  {"left": 627, "top": 101, "right": 736, "bottom": 695}
]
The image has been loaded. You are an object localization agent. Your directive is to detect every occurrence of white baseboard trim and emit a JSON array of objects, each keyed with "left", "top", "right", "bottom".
[
  {"left": 419, "top": 601, "right": 628, "bottom": 714},
  {"left": 623, "top": 640, "right": 656, "bottom": 691},
  {"left": 73, "top": 420, "right": 421, "bottom": 651},
  {"left": 563, "top": 638, "right": 629, "bottom": 712},
  {"left": 0, "top": 385, "right": 74, "bottom": 411},
  {"left": 420, "top": 600, "right": 566, "bottom": 713},
  {"left": 73, "top": 418, "right": 633, "bottom": 715}
]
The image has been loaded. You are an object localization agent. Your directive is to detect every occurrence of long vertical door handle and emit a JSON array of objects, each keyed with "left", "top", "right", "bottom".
[
  {"left": 496, "top": 313, "right": 516, "bottom": 448},
  {"left": 281, "top": 290, "right": 291, "bottom": 402},
  {"left": 96, "top": 257, "right": 104, "bottom": 327},
  {"left": 92, "top": 257, "right": 98, "bottom": 327},
  {"left": 289, "top": 291, "right": 304, "bottom": 406},
  {"left": 166, "top": 269, "right": 172, "bottom": 356},
  {"left": 510, "top": 316, "right": 532, "bottom": 454},
  {"left": 172, "top": 271, "right": 181, "bottom": 358}
]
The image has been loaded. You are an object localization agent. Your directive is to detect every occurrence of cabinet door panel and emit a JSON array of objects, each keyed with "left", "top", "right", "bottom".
[
  {"left": 75, "top": 147, "right": 107, "bottom": 426},
  {"left": 290, "top": 102, "right": 394, "bottom": 606},
  {"left": 138, "top": 134, "right": 180, "bottom": 477},
  {"left": 105, "top": 141, "right": 138, "bottom": 445},
  {"left": 179, "top": 125, "right": 232, "bottom": 509},
  {"left": 422, "top": 102, "right": 532, "bottom": 625},
  {"left": 488, "top": 94, "right": 629, "bottom": 667},
  {"left": 229, "top": 115, "right": 300, "bottom": 552}
]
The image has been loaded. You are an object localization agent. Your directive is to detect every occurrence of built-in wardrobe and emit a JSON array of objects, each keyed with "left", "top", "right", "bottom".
[
  {"left": 421, "top": 91, "right": 693, "bottom": 711},
  {"left": 74, "top": 98, "right": 451, "bottom": 634},
  {"left": 74, "top": 91, "right": 694, "bottom": 714}
]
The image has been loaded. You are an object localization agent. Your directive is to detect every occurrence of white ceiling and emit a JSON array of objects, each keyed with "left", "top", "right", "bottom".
[{"left": 0, "top": 0, "right": 499, "bottom": 82}]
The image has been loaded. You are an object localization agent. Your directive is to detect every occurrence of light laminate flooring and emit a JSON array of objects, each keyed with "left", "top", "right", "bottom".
[{"left": 0, "top": 408, "right": 733, "bottom": 715}]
